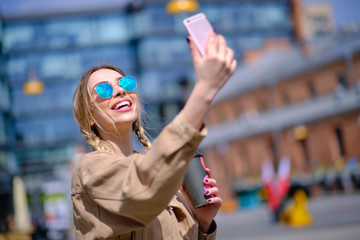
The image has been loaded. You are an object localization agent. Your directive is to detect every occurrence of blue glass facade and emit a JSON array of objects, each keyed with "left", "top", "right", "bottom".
[
  {"left": 0, "top": 0, "right": 297, "bottom": 236},
  {"left": 1, "top": 0, "right": 295, "bottom": 169},
  {"left": 135, "top": 1, "right": 293, "bottom": 131},
  {"left": 0, "top": 15, "right": 16, "bottom": 173},
  {"left": 3, "top": 13, "right": 136, "bottom": 152}
]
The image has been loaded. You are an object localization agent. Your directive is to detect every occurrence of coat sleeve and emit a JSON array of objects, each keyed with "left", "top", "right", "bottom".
[
  {"left": 80, "top": 111, "right": 207, "bottom": 226},
  {"left": 198, "top": 221, "right": 217, "bottom": 240}
]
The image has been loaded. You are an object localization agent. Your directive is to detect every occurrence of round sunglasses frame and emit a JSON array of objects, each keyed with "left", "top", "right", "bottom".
[{"left": 94, "top": 76, "right": 137, "bottom": 99}]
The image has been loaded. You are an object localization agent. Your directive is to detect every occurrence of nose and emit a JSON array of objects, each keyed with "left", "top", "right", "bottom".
[{"left": 112, "top": 84, "right": 126, "bottom": 97}]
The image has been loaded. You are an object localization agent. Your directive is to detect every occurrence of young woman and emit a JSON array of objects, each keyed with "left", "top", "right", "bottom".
[{"left": 71, "top": 32, "right": 237, "bottom": 239}]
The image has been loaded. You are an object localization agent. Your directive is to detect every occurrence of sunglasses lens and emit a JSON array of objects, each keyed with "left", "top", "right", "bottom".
[
  {"left": 120, "top": 76, "right": 137, "bottom": 92},
  {"left": 96, "top": 83, "right": 113, "bottom": 99}
]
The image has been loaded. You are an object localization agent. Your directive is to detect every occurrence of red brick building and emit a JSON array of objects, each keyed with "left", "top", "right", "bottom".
[{"left": 200, "top": 30, "right": 360, "bottom": 210}]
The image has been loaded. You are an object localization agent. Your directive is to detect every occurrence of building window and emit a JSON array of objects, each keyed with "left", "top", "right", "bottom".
[
  {"left": 282, "top": 91, "right": 290, "bottom": 105},
  {"left": 335, "top": 127, "right": 346, "bottom": 157},
  {"left": 338, "top": 73, "right": 347, "bottom": 89},
  {"left": 308, "top": 81, "right": 317, "bottom": 98},
  {"left": 268, "top": 137, "right": 278, "bottom": 167},
  {"left": 334, "top": 73, "right": 347, "bottom": 100},
  {"left": 257, "top": 99, "right": 268, "bottom": 111}
]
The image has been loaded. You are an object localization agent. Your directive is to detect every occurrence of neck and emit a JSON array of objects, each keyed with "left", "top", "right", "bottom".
[{"left": 99, "top": 125, "right": 134, "bottom": 157}]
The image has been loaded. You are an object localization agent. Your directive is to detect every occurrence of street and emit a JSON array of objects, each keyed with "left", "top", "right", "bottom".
[{"left": 215, "top": 192, "right": 360, "bottom": 240}]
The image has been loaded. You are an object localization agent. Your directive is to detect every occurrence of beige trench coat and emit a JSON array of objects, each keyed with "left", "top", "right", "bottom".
[{"left": 71, "top": 112, "right": 217, "bottom": 239}]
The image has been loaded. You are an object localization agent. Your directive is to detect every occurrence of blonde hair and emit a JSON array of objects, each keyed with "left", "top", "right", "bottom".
[{"left": 73, "top": 65, "right": 152, "bottom": 151}]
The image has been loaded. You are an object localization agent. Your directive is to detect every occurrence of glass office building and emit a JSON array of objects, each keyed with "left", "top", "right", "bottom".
[
  {"left": 2, "top": 0, "right": 295, "bottom": 152},
  {"left": 0, "top": 0, "right": 297, "bottom": 236},
  {"left": 134, "top": 0, "right": 294, "bottom": 129},
  {"left": 0, "top": 15, "right": 17, "bottom": 233}
]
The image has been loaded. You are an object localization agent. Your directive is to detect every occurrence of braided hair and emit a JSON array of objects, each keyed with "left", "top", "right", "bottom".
[{"left": 73, "top": 65, "right": 151, "bottom": 151}]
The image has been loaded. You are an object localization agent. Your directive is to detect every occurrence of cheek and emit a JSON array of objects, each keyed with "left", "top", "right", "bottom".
[
  {"left": 90, "top": 105, "right": 111, "bottom": 124},
  {"left": 133, "top": 97, "right": 141, "bottom": 115}
]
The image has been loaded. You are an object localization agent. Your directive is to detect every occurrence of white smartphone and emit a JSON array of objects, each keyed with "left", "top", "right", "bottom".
[{"left": 183, "top": 13, "right": 214, "bottom": 57}]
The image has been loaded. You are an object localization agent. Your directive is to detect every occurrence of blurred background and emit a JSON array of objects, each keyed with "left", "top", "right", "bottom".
[{"left": 0, "top": 0, "right": 359, "bottom": 239}]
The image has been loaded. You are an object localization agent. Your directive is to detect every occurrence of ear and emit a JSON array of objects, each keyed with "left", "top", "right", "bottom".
[{"left": 89, "top": 118, "right": 95, "bottom": 127}]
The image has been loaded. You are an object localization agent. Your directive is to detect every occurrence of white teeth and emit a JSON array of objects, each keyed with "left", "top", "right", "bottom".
[{"left": 115, "top": 101, "right": 130, "bottom": 109}]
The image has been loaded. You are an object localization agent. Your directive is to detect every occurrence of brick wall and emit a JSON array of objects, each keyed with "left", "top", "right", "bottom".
[{"left": 202, "top": 49, "right": 360, "bottom": 204}]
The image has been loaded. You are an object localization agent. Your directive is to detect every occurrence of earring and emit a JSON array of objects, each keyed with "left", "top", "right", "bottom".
[{"left": 90, "top": 119, "right": 95, "bottom": 126}]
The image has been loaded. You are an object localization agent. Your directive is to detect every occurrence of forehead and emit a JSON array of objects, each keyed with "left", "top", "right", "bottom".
[{"left": 88, "top": 68, "right": 124, "bottom": 90}]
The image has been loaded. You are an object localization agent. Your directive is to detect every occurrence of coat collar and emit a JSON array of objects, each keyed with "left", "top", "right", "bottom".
[
  {"left": 100, "top": 140, "right": 140, "bottom": 156},
  {"left": 168, "top": 191, "right": 194, "bottom": 222}
]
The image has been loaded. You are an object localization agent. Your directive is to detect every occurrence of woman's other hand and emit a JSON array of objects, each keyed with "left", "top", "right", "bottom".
[{"left": 181, "top": 168, "right": 222, "bottom": 233}]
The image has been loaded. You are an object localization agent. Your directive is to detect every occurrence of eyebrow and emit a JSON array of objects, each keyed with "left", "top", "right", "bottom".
[{"left": 92, "top": 76, "right": 123, "bottom": 89}]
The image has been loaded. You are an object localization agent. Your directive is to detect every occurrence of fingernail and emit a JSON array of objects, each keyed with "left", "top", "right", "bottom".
[
  {"left": 207, "top": 199, "right": 212, "bottom": 203},
  {"left": 186, "top": 36, "right": 190, "bottom": 43},
  {"left": 205, "top": 179, "right": 209, "bottom": 183},
  {"left": 205, "top": 191, "right": 209, "bottom": 195}
]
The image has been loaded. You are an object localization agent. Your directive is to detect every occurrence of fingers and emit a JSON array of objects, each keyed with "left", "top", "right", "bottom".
[
  {"left": 205, "top": 186, "right": 219, "bottom": 197},
  {"left": 205, "top": 33, "right": 227, "bottom": 59},
  {"left": 205, "top": 168, "right": 212, "bottom": 178},
  {"left": 207, "top": 33, "right": 236, "bottom": 76},
  {"left": 205, "top": 183, "right": 222, "bottom": 207},
  {"left": 225, "top": 47, "right": 234, "bottom": 66},
  {"left": 204, "top": 177, "right": 216, "bottom": 187},
  {"left": 191, "top": 31, "right": 235, "bottom": 67},
  {"left": 207, "top": 196, "right": 223, "bottom": 207},
  {"left": 204, "top": 177, "right": 219, "bottom": 199},
  {"left": 187, "top": 36, "right": 202, "bottom": 63},
  {"left": 225, "top": 46, "right": 237, "bottom": 76},
  {"left": 217, "top": 35, "right": 227, "bottom": 60},
  {"left": 205, "top": 31, "right": 217, "bottom": 57},
  {"left": 190, "top": 31, "right": 237, "bottom": 89},
  {"left": 230, "top": 58, "right": 238, "bottom": 76}
]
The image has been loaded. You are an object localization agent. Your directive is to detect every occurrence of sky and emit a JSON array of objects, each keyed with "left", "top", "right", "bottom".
[{"left": 0, "top": 0, "right": 359, "bottom": 27}]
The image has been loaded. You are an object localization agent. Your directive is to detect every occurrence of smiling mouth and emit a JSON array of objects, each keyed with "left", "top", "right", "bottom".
[{"left": 112, "top": 100, "right": 132, "bottom": 110}]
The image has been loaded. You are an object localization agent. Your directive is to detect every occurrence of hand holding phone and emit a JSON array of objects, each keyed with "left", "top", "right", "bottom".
[{"left": 183, "top": 13, "right": 214, "bottom": 57}]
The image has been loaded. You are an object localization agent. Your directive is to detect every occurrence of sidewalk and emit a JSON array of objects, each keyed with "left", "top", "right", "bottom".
[{"left": 215, "top": 192, "right": 360, "bottom": 240}]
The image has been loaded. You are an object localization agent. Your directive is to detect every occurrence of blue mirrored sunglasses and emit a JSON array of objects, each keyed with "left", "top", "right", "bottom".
[{"left": 95, "top": 76, "right": 137, "bottom": 99}]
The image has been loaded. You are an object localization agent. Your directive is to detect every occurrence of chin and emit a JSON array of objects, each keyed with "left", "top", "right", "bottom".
[{"left": 114, "top": 114, "right": 138, "bottom": 125}]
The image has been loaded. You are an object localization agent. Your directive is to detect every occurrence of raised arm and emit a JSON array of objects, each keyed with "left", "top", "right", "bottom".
[
  {"left": 182, "top": 32, "right": 237, "bottom": 234},
  {"left": 182, "top": 31, "right": 237, "bottom": 130}
]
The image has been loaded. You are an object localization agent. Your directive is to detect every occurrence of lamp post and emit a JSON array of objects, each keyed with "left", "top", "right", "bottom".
[
  {"left": 294, "top": 125, "right": 308, "bottom": 141},
  {"left": 23, "top": 69, "right": 44, "bottom": 95},
  {"left": 294, "top": 125, "right": 310, "bottom": 170},
  {"left": 166, "top": 0, "right": 199, "bottom": 14}
]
